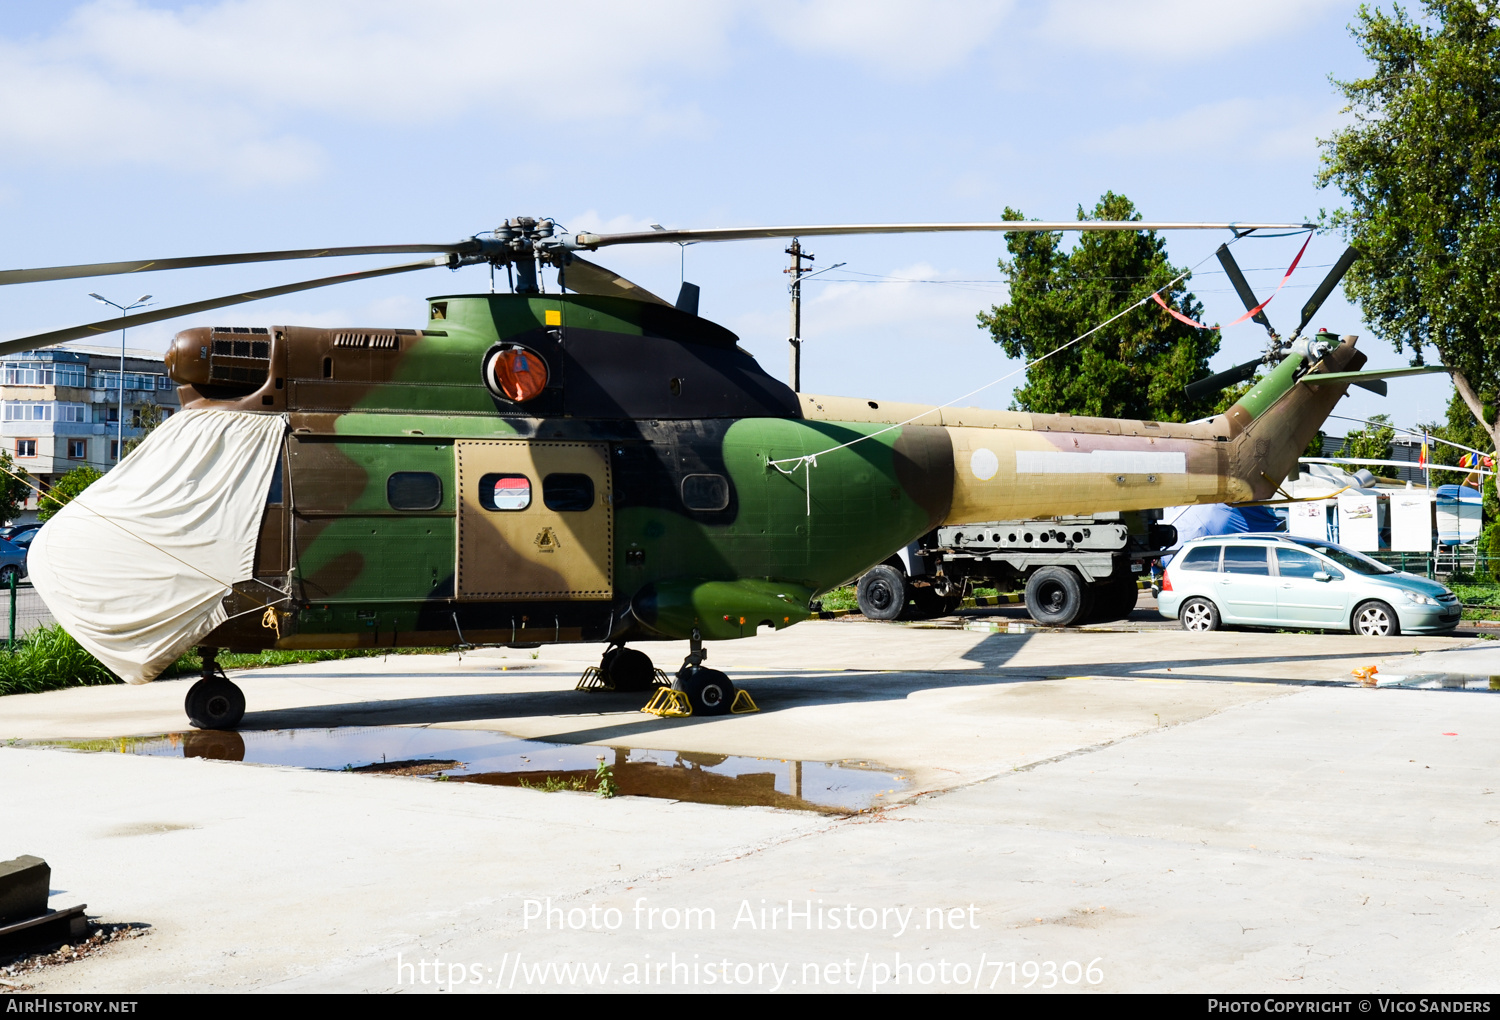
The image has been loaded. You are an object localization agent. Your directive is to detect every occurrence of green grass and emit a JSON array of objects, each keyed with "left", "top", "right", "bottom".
[
  {"left": 817, "top": 586, "right": 860, "bottom": 612},
  {"left": 0, "top": 624, "right": 120, "bottom": 696},
  {"left": 519, "top": 774, "right": 594, "bottom": 792},
  {"left": 0, "top": 623, "right": 454, "bottom": 697}
]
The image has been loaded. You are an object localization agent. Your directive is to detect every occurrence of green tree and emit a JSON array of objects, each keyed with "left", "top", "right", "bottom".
[
  {"left": 122, "top": 402, "right": 165, "bottom": 457},
  {"left": 1339, "top": 412, "right": 1395, "bottom": 471},
  {"left": 1317, "top": 1, "right": 1500, "bottom": 446},
  {"left": 38, "top": 465, "right": 102, "bottom": 523},
  {"left": 978, "top": 192, "right": 1221, "bottom": 421},
  {"left": 0, "top": 450, "right": 29, "bottom": 525}
]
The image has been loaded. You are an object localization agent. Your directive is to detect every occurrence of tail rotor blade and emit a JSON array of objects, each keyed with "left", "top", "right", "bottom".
[
  {"left": 1184, "top": 356, "right": 1262, "bottom": 402},
  {"left": 1216, "top": 244, "right": 1275, "bottom": 337},
  {"left": 1293, "top": 246, "right": 1361, "bottom": 338}
]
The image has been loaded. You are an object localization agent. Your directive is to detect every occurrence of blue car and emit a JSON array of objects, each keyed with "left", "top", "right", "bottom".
[
  {"left": 0, "top": 536, "right": 27, "bottom": 585},
  {"left": 1158, "top": 533, "right": 1460, "bottom": 636}
]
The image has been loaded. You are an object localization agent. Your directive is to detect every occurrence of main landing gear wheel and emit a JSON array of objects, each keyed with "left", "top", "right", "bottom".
[
  {"left": 185, "top": 647, "right": 246, "bottom": 730},
  {"left": 603, "top": 646, "right": 656, "bottom": 692},
  {"left": 1024, "top": 566, "right": 1093, "bottom": 627},
  {"left": 674, "top": 665, "right": 736, "bottom": 717}
]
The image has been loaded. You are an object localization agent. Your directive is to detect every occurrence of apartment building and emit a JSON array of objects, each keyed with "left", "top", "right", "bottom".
[{"left": 0, "top": 344, "right": 180, "bottom": 522}]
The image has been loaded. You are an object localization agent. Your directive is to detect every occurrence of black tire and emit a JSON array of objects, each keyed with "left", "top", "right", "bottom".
[
  {"left": 856, "top": 565, "right": 908, "bottom": 621},
  {"left": 906, "top": 582, "right": 960, "bottom": 620},
  {"left": 1024, "top": 566, "right": 1093, "bottom": 627},
  {"left": 1088, "top": 577, "right": 1139, "bottom": 624},
  {"left": 674, "top": 666, "right": 736, "bottom": 716},
  {"left": 1179, "top": 597, "right": 1221, "bottom": 632},
  {"left": 0, "top": 565, "right": 18, "bottom": 587},
  {"left": 1351, "top": 600, "right": 1400, "bottom": 637},
  {"left": 185, "top": 677, "right": 246, "bottom": 730},
  {"left": 606, "top": 647, "right": 656, "bottom": 692}
]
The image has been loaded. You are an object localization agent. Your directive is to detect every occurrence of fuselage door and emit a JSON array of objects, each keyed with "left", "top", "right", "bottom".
[{"left": 455, "top": 440, "right": 613, "bottom": 600}]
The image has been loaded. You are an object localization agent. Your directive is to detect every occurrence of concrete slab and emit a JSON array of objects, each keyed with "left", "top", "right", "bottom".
[{"left": 3, "top": 621, "right": 1496, "bottom": 993}]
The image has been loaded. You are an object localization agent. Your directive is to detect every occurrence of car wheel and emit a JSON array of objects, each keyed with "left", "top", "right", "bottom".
[
  {"left": 856, "top": 564, "right": 908, "bottom": 621},
  {"left": 1025, "top": 566, "right": 1093, "bottom": 627},
  {"left": 1179, "top": 597, "right": 1221, "bottom": 632},
  {"left": 0, "top": 564, "right": 18, "bottom": 587},
  {"left": 1352, "top": 600, "right": 1400, "bottom": 637}
]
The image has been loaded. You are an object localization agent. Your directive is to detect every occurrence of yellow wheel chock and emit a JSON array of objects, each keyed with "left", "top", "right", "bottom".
[
  {"left": 642, "top": 687, "right": 693, "bottom": 717},
  {"left": 580, "top": 666, "right": 675, "bottom": 693},
  {"left": 730, "top": 689, "right": 759, "bottom": 714}
]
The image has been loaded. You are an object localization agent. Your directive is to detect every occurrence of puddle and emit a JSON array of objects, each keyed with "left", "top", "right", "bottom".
[
  {"left": 1373, "top": 673, "right": 1500, "bottom": 691},
  {"left": 34, "top": 727, "right": 906, "bottom": 814}
]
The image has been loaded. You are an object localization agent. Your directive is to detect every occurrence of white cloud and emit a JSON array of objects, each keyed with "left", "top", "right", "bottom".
[
  {"left": 1080, "top": 96, "right": 1345, "bottom": 164},
  {"left": 0, "top": 0, "right": 736, "bottom": 183},
  {"left": 1037, "top": 0, "right": 1349, "bottom": 56},
  {"left": 758, "top": 0, "right": 1015, "bottom": 75}
]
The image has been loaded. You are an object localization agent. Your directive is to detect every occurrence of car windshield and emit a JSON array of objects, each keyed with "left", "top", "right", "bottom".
[{"left": 1294, "top": 541, "right": 1396, "bottom": 575}]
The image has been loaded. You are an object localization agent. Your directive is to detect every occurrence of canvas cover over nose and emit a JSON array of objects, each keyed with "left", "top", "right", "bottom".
[{"left": 28, "top": 408, "right": 285, "bottom": 684}]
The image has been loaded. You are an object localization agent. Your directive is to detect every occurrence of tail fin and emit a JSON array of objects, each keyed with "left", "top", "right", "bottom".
[{"left": 1226, "top": 335, "right": 1366, "bottom": 500}]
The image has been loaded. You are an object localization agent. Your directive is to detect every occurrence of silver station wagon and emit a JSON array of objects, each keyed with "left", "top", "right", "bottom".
[{"left": 1158, "top": 534, "right": 1461, "bottom": 636}]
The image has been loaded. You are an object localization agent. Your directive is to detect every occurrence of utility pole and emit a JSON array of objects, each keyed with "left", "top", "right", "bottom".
[
  {"left": 88, "top": 293, "right": 152, "bottom": 466},
  {"left": 785, "top": 239, "right": 813, "bottom": 391}
]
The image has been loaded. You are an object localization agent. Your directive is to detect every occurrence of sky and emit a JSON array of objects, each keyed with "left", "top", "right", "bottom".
[{"left": 0, "top": 0, "right": 1456, "bottom": 439}]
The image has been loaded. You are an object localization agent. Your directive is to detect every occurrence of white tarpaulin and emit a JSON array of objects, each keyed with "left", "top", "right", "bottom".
[{"left": 28, "top": 409, "right": 285, "bottom": 684}]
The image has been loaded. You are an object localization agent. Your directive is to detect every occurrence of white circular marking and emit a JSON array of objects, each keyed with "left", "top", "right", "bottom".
[{"left": 970, "top": 447, "right": 999, "bottom": 481}]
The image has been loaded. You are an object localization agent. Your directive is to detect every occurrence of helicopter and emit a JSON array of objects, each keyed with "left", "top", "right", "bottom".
[{"left": 3, "top": 216, "right": 1444, "bottom": 730}]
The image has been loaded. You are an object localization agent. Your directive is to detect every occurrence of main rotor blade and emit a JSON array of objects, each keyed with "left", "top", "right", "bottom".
[
  {"left": 1215, "top": 244, "right": 1275, "bottom": 337},
  {"left": 1292, "top": 246, "right": 1361, "bottom": 338},
  {"left": 0, "top": 243, "right": 468, "bottom": 287},
  {"left": 578, "top": 221, "right": 1313, "bottom": 248},
  {"left": 1184, "top": 357, "right": 1263, "bottom": 402},
  {"left": 559, "top": 256, "right": 672, "bottom": 306},
  {"left": 0, "top": 256, "right": 447, "bottom": 358}
]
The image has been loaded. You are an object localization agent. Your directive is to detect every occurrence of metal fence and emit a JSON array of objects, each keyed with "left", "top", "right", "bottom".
[{"left": 5, "top": 575, "right": 56, "bottom": 645}]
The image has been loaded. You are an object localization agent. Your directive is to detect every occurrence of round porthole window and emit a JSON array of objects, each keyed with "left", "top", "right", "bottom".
[{"left": 483, "top": 346, "right": 549, "bottom": 402}]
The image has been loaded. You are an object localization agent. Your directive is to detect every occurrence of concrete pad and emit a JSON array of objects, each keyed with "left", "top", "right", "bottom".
[{"left": 4, "top": 621, "right": 1496, "bottom": 992}]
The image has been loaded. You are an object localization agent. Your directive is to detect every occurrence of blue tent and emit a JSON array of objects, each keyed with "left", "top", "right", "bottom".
[{"left": 1161, "top": 503, "right": 1282, "bottom": 564}]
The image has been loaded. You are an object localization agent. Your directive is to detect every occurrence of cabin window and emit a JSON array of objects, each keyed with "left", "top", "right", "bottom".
[
  {"left": 266, "top": 454, "right": 285, "bottom": 506},
  {"left": 479, "top": 473, "right": 531, "bottom": 511},
  {"left": 1177, "top": 545, "right": 1221, "bottom": 571},
  {"left": 386, "top": 471, "right": 443, "bottom": 511},
  {"left": 542, "top": 473, "right": 594, "bottom": 512},
  {"left": 681, "top": 473, "right": 729, "bottom": 511}
]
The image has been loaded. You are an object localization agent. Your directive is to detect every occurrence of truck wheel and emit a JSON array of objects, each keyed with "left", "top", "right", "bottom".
[
  {"left": 1024, "top": 567, "right": 1092, "bottom": 627},
  {"left": 1088, "top": 577, "right": 1139, "bottom": 623},
  {"left": 856, "top": 565, "right": 908, "bottom": 621},
  {"left": 907, "top": 581, "right": 961, "bottom": 619}
]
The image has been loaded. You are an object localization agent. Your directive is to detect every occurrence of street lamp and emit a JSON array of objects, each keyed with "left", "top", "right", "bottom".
[{"left": 88, "top": 293, "right": 152, "bottom": 465}]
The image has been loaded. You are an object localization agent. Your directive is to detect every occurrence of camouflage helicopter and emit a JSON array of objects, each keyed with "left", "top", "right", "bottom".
[{"left": 0, "top": 217, "right": 1439, "bottom": 730}]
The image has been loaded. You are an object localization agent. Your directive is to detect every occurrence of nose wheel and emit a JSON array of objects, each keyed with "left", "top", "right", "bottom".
[{"left": 184, "top": 647, "right": 246, "bottom": 730}]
